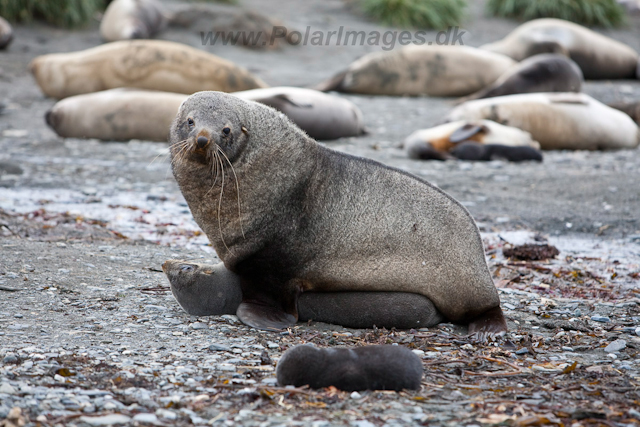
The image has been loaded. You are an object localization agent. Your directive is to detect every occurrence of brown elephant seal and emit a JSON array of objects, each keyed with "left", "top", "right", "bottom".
[
  {"left": 100, "top": 0, "right": 168, "bottom": 42},
  {"left": 315, "top": 46, "right": 515, "bottom": 97},
  {"left": 405, "top": 119, "right": 540, "bottom": 161},
  {"left": 29, "top": 40, "right": 268, "bottom": 99},
  {"left": 451, "top": 143, "right": 543, "bottom": 162},
  {"left": 169, "top": 91, "right": 507, "bottom": 334},
  {"left": 276, "top": 344, "right": 422, "bottom": 391},
  {"left": 46, "top": 89, "right": 187, "bottom": 142},
  {"left": 608, "top": 100, "right": 640, "bottom": 125},
  {"left": 0, "top": 16, "right": 12, "bottom": 50},
  {"left": 480, "top": 18, "right": 639, "bottom": 80},
  {"left": 162, "top": 259, "right": 444, "bottom": 329},
  {"left": 233, "top": 87, "right": 365, "bottom": 140},
  {"left": 463, "top": 54, "right": 583, "bottom": 102},
  {"left": 447, "top": 93, "right": 640, "bottom": 150}
]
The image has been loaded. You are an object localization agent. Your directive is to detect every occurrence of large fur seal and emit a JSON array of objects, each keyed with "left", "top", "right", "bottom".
[
  {"left": 169, "top": 91, "right": 507, "bottom": 334},
  {"left": 0, "top": 16, "right": 12, "bottom": 50},
  {"left": 462, "top": 54, "right": 583, "bottom": 102},
  {"left": 233, "top": 87, "right": 365, "bottom": 140},
  {"left": 46, "top": 89, "right": 187, "bottom": 142},
  {"left": 447, "top": 93, "right": 640, "bottom": 150},
  {"left": 276, "top": 344, "right": 423, "bottom": 391},
  {"left": 29, "top": 40, "right": 268, "bottom": 99},
  {"left": 315, "top": 46, "right": 515, "bottom": 97},
  {"left": 405, "top": 119, "right": 540, "bottom": 161},
  {"left": 480, "top": 18, "right": 639, "bottom": 80},
  {"left": 162, "top": 260, "right": 444, "bottom": 329},
  {"left": 100, "top": 0, "right": 167, "bottom": 42}
]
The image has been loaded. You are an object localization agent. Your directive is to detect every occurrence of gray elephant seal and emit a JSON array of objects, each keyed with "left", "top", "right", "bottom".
[
  {"left": 448, "top": 93, "right": 640, "bottom": 150},
  {"left": 30, "top": 40, "right": 268, "bottom": 99},
  {"left": 463, "top": 54, "right": 583, "bottom": 102},
  {"left": 0, "top": 16, "right": 12, "bottom": 50},
  {"left": 100, "top": 0, "right": 167, "bottom": 42},
  {"left": 451, "top": 143, "right": 543, "bottom": 162},
  {"left": 276, "top": 344, "right": 422, "bottom": 391},
  {"left": 46, "top": 89, "right": 187, "bottom": 142},
  {"left": 480, "top": 18, "right": 638, "bottom": 80},
  {"left": 162, "top": 260, "right": 444, "bottom": 329},
  {"left": 169, "top": 91, "right": 507, "bottom": 334},
  {"left": 233, "top": 87, "right": 365, "bottom": 140},
  {"left": 315, "top": 46, "right": 515, "bottom": 97}
]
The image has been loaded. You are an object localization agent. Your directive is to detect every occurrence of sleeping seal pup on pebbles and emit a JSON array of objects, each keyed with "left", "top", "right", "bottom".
[{"left": 169, "top": 91, "right": 507, "bottom": 335}]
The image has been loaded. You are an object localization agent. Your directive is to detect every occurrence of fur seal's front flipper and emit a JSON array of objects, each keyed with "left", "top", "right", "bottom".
[{"left": 237, "top": 300, "right": 298, "bottom": 331}]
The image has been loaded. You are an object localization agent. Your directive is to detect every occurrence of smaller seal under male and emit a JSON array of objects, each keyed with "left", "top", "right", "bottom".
[
  {"left": 276, "top": 344, "right": 423, "bottom": 391},
  {"left": 162, "top": 260, "right": 445, "bottom": 330}
]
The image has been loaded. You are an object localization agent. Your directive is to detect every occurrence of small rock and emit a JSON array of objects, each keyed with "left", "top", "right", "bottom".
[
  {"left": 636, "top": 327, "right": 640, "bottom": 337},
  {"left": 3, "top": 354, "right": 18, "bottom": 364},
  {"left": 590, "top": 315, "right": 610, "bottom": 323},
  {"left": 629, "top": 409, "right": 640, "bottom": 419},
  {"left": 562, "top": 346, "right": 574, "bottom": 352},
  {"left": 352, "top": 421, "right": 375, "bottom": 427},
  {"left": 604, "top": 339, "right": 626, "bottom": 353},
  {"left": 133, "top": 413, "right": 159, "bottom": 424},
  {"left": 79, "top": 414, "right": 131, "bottom": 425},
  {"left": 156, "top": 409, "right": 177, "bottom": 420},
  {"left": 574, "top": 309, "right": 582, "bottom": 317},
  {"left": 515, "top": 348, "right": 529, "bottom": 355},
  {"left": 412, "top": 349, "right": 426, "bottom": 356},
  {"left": 13, "top": 314, "right": 23, "bottom": 319},
  {"left": 0, "top": 383, "right": 16, "bottom": 394},
  {"left": 209, "top": 343, "right": 231, "bottom": 352},
  {"left": 189, "top": 322, "right": 207, "bottom": 330},
  {"left": 350, "top": 391, "right": 362, "bottom": 399}
]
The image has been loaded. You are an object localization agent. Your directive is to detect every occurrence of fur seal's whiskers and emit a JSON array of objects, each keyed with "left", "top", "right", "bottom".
[
  {"left": 216, "top": 151, "right": 232, "bottom": 253},
  {"left": 216, "top": 145, "right": 245, "bottom": 238}
]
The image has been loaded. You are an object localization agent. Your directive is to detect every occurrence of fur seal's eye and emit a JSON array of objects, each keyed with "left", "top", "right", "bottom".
[
  {"left": 222, "top": 127, "right": 231, "bottom": 135},
  {"left": 187, "top": 118, "right": 195, "bottom": 128}
]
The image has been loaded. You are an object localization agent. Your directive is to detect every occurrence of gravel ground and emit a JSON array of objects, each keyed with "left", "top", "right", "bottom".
[{"left": 1, "top": 0, "right": 640, "bottom": 426}]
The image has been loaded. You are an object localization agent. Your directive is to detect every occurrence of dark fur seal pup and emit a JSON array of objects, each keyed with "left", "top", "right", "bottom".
[
  {"left": 451, "top": 143, "right": 543, "bottom": 162},
  {"left": 169, "top": 91, "right": 507, "bottom": 334},
  {"left": 463, "top": 54, "right": 583, "bottom": 102},
  {"left": 162, "top": 260, "right": 444, "bottom": 329},
  {"left": 100, "top": 0, "right": 168, "bottom": 42},
  {"left": 276, "top": 344, "right": 422, "bottom": 391},
  {"left": 480, "top": 18, "right": 638, "bottom": 80},
  {"left": 233, "top": 87, "right": 365, "bottom": 140},
  {"left": 0, "top": 16, "right": 13, "bottom": 50}
]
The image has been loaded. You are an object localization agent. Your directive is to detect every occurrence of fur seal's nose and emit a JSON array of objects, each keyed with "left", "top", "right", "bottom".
[{"left": 197, "top": 136, "right": 209, "bottom": 149}]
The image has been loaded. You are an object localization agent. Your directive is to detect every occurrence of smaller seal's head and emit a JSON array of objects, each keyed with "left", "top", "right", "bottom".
[{"left": 169, "top": 91, "right": 251, "bottom": 166}]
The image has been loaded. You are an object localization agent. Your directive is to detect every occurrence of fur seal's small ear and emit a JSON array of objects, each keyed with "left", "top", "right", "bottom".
[{"left": 242, "top": 126, "right": 248, "bottom": 133}]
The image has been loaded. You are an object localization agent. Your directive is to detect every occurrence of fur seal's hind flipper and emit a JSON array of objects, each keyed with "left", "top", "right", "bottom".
[
  {"left": 467, "top": 306, "right": 508, "bottom": 335},
  {"left": 237, "top": 300, "right": 297, "bottom": 331}
]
